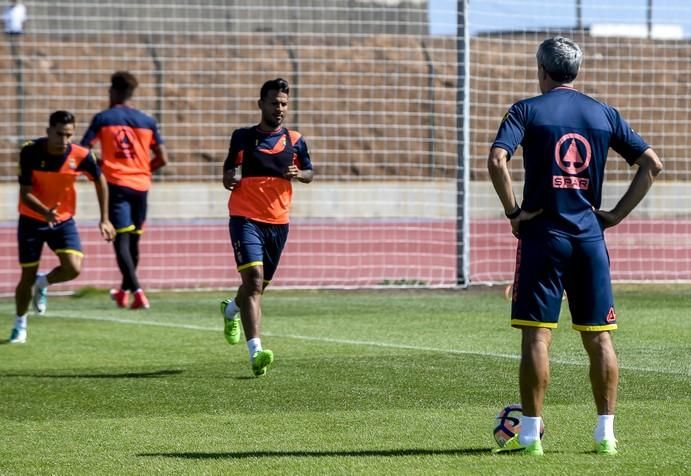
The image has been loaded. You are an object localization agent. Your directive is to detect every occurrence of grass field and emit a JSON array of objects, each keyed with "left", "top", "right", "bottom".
[{"left": 0, "top": 286, "right": 689, "bottom": 475}]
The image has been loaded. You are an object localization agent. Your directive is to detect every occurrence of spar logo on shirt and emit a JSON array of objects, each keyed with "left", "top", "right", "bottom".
[{"left": 553, "top": 133, "right": 592, "bottom": 190}]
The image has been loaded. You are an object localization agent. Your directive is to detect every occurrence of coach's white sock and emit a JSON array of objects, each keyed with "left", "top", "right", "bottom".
[
  {"left": 247, "top": 338, "right": 262, "bottom": 358},
  {"left": 224, "top": 299, "right": 240, "bottom": 319},
  {"left": 519, "top": 416, "right": 542, "bottom": 445},
  {"left": 14, "top": 314, "right": 27, "bottom": 329},
  {"left": 594, "top": 414, "right": 615, "bottom": 443},
  {"left": 35, "top": 273, "right": 49, "bottom": 289}
]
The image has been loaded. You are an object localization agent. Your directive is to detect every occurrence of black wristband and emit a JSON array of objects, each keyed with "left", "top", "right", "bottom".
[{"left": 505, "top": 207, "right": 521, "bottom": 219}]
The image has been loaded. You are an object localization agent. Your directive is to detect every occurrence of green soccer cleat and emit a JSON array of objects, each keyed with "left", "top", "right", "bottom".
[
  {"left": 251, "top": 349, "right": 274, "bottom": 377},
  {"left": 220, "top": 299, "right": 241, "bottom": 345},
  {"left": 492, "top": 435, "right": 544, "bottom": 456},
  {"left": 595, "top": 439, "right": 618, "bottom": 455}
]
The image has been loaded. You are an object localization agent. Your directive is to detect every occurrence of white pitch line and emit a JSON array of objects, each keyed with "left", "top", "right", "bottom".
[{"left": 30, "top": 311, "right": 691, "bottom": 377}]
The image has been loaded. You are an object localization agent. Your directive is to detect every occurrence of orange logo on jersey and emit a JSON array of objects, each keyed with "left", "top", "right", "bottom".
[
  {"left": 553, "top": 133, "right": 592, "bottom": 190},
  {"left": 68, "top": 157, "right": 77, "bottom": 170},
  {"left": 606, "top": 307, "right": 616, "bottom": 322},
  {"left": 555, "top": 133, "right": 591, "bottom": 174}
]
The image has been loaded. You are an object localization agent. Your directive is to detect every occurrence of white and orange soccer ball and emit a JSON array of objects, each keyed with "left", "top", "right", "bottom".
[{"left": 493, "top": 404, "right": 544, "bottom": 447}]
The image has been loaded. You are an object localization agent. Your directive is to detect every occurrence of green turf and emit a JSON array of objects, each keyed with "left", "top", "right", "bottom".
[{"left": 0, "top": 285, "right": 689, "bottom": 475}]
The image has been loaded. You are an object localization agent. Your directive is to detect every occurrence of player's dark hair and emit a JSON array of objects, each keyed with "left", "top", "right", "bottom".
[
  {"left": 536, "top": 36, "right": 582, "bottom": 83},
  {"left": 260, "top": 78, "right": 290, "bottom": 100},
  {"left": 111, "top": 71, "right": 139, "bottom": 99},
  {"left": 49, "top": 110, "right": 75, "bottom": 127}
]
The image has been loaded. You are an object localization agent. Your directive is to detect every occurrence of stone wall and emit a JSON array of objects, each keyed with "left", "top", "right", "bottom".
[{"left": 1, "top": 29, "right": 689, "bottom": 183}]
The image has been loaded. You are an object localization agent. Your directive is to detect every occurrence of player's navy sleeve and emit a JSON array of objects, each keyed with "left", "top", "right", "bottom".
[
  {"left": 294, "top": 136, "right": 313, "bottom": 170},
  {"left": 17, "top": 146, "right": 33, "bottom": 186},
  {"left": 80, "top": 114, "right": 102, "bottom": 147},
  {"left": 492, "top": 103, "right": 528, "bottom": 159},
  {"left": 150, "top": 117, "right": 164, "bottom": 145},
  {"left": 76, "top": 151, "right": 102, "bottom": 180},
  {"left": 607, "top": 107, "right": 650, "bottom": 165},
  {"left": 223, "top": 129, "right": 244, "bottom": 172}
]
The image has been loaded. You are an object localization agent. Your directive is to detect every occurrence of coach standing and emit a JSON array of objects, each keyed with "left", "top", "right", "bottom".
[{"left": 488, "top": 37, "right": 662, "bottom": 455}]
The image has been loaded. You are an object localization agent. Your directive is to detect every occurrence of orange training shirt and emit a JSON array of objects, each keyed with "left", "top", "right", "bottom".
[
  {"left": 81, "top": 105, "right": 164, "bottom": 192},
  {"left": 17, "top": 139, "right": 101, "bottom": 223},
  {"left": 224, "top": 126, "right": 313, "bottom": 224}
]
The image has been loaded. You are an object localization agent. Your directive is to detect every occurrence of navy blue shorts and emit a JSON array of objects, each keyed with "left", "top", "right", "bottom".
[
  {"left": 228, "top": 217, "right": 289, "bottom": 283},
  {"left": 18, "top": 215, "right": 83, "bottom": 267},
  {"left": 108, "top": 183, "right": 148, "bottom": 234},
  {"left": 511, "top": 232, "right": 617, "bottom": 331}
]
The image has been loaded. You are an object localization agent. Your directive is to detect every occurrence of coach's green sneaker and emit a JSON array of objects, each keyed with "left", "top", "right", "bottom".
[
  {"left": 221, "top": 299, "right": 241, "bottom": 345},
  {"left": 595, "top": 439, "right": 618, "bottom": 455},
  {"left": 32, "top": 282, "right": 47, "bottom": 315},
  {"left": 251, "top": 349, "right": 274, "bottom": 377},
  {"left": 492, "top": 435, "right": 544, "bottom": 456}
]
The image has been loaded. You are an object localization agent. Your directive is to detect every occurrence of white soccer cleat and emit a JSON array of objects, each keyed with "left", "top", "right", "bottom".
[
  {"left": 9, "top": 326, "right": 27, "bottom": 344},
  {"left": 32, "top": 281, "right": 48, "bottom": 315}
]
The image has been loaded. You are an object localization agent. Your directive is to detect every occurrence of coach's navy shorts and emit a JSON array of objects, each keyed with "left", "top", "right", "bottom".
[
  {"left": 18, "top": 215, "right": 83, "bottom": 267},
  {"left": 511, "top": 231, "right": 617, "bottom": 331},
  {"left": 108, "top": 183, "right": 148, "bottom": 234},
  {"left": 228, "top": 216, "right": 289, "bottom": 283}
]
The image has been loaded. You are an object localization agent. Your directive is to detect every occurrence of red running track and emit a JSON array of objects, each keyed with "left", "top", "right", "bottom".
[{"left": 1, "top": 219, "right": 689, "bottom": 294}]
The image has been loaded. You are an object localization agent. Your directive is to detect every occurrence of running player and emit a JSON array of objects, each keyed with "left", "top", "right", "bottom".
[
  {"left": 9, "top": 110, "right": 115, "bottom": 344},
  {"left": 81, "top": 71, "right": 169, "bottom": 309},
  {"left": 220, "top": 78, "right": 314, "bottom": 377}
]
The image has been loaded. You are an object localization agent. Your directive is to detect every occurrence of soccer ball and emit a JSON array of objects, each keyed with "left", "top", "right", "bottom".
[{"left": 493, "top": 404, "right": 544, "bottom": 447}]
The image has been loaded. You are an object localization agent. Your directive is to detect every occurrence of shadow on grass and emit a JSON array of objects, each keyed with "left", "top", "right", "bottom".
[
  {"left": 139, "top": 448, "right": 491, "bottom": 459},
  {"left": 0, "top": 369, "right": 183, "bottom": 379}
]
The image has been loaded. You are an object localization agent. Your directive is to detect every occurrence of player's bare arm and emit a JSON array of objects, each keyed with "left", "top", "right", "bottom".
[
  {"left": 150, "top": 143, "right": 169, "bottom": 172},
  {"left": 19, "top": 184, "right": 59, "bottom": 226},
  {"left": 94, "top": 174, "right": 116, "bottom": 241},
  {"left": 223, "top": 167, "right": 241, "bottom": 191},
  {"left": 596, "top": 148, "right": 663, "bottom": 228}
]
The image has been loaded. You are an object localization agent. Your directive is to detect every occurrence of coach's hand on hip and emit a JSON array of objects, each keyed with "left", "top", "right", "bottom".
[
  {"left": 510, "top": 209, "right": 543, "bottom": 238},
  {"left": 594, "top": 209, "right": 621, "bottom": 229}
]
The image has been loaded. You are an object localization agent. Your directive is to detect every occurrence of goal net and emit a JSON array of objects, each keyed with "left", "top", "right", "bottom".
[
  {"left": 0, "top": 0, "right": 688, "bottom": 294},
  {"left": 468, "top": 0, "right": 691, "bottom": 283}
]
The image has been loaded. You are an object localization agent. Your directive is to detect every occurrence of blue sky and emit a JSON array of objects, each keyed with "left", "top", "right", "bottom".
[{"left": 429, "top": 0, "right": 691, "bottom": 37}]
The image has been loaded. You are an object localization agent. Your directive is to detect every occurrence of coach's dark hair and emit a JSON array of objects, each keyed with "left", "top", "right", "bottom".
[
  {"left": 49, "top": 110, "right": 75, "bottom": 127},
  {"left": 536, "top": 36, "right": 582, "bottom": 83},
  {"left": 260, "top": 78, "right": 290, "bottom": 100},
  {"left": 111, "top": 71, "right": 139, "bottom": 99}
]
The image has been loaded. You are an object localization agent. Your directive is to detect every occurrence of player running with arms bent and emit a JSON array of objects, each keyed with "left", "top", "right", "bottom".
[
  {"left": 220, "top": 78, "right": 313, "bottom": 377},
  {"left": 9, "top": 110, "right": 115, "bottom": 344}
]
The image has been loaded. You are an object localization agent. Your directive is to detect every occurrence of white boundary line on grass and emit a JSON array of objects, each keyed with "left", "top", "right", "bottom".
[{"left": 34, "top": 312, "right": 691, "bottom": 377}]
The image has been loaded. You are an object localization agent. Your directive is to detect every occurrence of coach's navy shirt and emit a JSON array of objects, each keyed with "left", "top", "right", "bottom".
[{"left": 493, "top": 86, "right": 650, "bottom": 240}]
